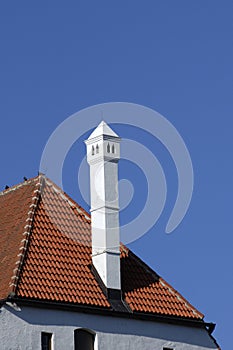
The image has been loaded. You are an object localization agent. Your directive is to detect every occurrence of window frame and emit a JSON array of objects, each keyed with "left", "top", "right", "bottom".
[
  {"left": 41, "top": 331, "right": 53, "bottom": 350},
  {"left": 74, "top": 328, "right": 96, "bottom": 350}
]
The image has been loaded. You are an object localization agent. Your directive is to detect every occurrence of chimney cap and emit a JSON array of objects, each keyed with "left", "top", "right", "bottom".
[{"left": 87, "top": 121, "right": 119, "bottom": 141}]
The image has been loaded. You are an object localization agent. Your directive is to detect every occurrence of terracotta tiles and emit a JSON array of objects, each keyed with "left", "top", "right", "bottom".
[
  {"left": 0, "top": 176, "right": 203, "bottom": 319},
  {"left": 0, "top": 179, "right": 38, "bottom": 300},
  {"left": 121, "top": 248, "right": 203, "bottom": 319}
]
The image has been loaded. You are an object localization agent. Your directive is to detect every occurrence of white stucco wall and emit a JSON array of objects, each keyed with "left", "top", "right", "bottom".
[{"left": 0, "top": 304, "right": 217, "bottom": 350}]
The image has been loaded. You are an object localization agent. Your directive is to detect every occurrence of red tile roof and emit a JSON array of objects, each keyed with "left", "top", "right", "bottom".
[{"left": 0, "top": 175, "right": 203, "bottom": 320}]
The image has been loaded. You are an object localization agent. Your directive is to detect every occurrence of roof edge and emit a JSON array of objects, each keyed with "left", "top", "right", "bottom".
[
  {"left": 122, "top": 247, "right": 204, "bottom": 320},
  {"left": 44, "top": 177, "right": 91, "bottom": 221},
  {"left": 8, "top": 297, "right": 210, "bottom": 330},
  {"left": 0, "top": 176, "right": 39, "bottom": 197},
  {"left": 8, "top": 175, "right": 44, "bottom": 296}
]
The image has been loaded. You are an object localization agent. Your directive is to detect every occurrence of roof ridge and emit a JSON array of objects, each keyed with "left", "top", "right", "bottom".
[
  {"left": 44, "top": 177, "right": 91, "bottom": 221},
  {"left": 8, "top": 175, "right": 44, "bottom": 297},
  {"left": 1, "top": 174, "right": 91, "bottom": 220},
  {"left": 0, "top": 176, "right": 40, "bottom": 197}
]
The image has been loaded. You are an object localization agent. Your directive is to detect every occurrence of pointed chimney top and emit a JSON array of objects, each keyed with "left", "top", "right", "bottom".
[
  {"left": 87, "top": 121, "right": 119, "bottom": 141},
  {"left": 85, "top": 120, "right": 121, "bottom": 291}
]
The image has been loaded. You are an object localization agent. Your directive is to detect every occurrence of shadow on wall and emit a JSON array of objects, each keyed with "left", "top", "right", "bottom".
[{"left": 2, "top": 305, "right": 216, "bottom": 349}]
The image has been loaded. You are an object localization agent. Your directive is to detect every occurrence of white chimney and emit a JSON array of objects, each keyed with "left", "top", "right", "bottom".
[{"left": 85, "top": 121, "right": 121, "bottom": 292}]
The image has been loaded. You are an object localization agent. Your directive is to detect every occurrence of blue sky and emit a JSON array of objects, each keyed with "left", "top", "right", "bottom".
[{"left": 0, "top": 1, "right": 232, "bottom": 348}]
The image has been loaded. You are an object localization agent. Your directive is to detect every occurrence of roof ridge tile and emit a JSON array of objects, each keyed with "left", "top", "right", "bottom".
[
  {"left": 8, "top": 175, "right": 44, "bottom": 297},
  {"left": 159, "top": 277, "right": 204, "bottom": 319},
  {"left": 0, "top": 176, "right": 39, "bottom": 196},
  {"left": 44, "top": 177, "right": 91, "bottom": 221}
]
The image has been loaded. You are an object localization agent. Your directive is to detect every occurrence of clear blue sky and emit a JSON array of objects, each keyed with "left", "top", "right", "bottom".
[{"left": 0, "top": 1, "right": 232, "bottom": 348}]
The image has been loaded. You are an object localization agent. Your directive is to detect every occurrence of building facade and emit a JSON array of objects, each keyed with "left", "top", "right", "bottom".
[{"left": 0, "top": 122, "right": 220, "bottom": 349}]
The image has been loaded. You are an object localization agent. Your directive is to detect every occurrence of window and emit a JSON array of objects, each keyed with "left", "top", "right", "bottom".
[
  {"left": 41, "top": 332, "right": 52, "bottom": 350},
  {"left": 74, "top": 329, "right": 95, "bottom": 350},
  {"left": 163, "top": 348, "right": 173, "bottom": 350}
]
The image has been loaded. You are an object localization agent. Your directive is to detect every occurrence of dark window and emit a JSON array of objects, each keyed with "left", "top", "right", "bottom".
[
  {"left": 163, "top": 348, "right": 173, "bottom": 350},
  {"left": 107, "top": 143, "right": 110, "bottom": 153},
  {"left": 74, "top": 329, "right": 95, "bottom": 350},
  {"left": 41, "top": 332, "right": 52, "bottom": 350}
]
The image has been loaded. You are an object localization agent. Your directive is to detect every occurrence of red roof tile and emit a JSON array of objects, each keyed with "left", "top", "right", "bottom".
[
  {"left": 0, "top": 175, "right": 203, "bottom": 319},
  {"left": 0, "top": 178, "right": 39, "bottom": 300}
]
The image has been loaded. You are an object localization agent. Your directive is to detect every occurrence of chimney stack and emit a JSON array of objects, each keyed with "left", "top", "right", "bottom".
[{"left": 85, "top": 121, "right": 121, "bottom": 293}]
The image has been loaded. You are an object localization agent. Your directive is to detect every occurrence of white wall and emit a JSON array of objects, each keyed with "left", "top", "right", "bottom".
[{"left": 0, "top": 305, "right": 218, "bottom": 350}]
